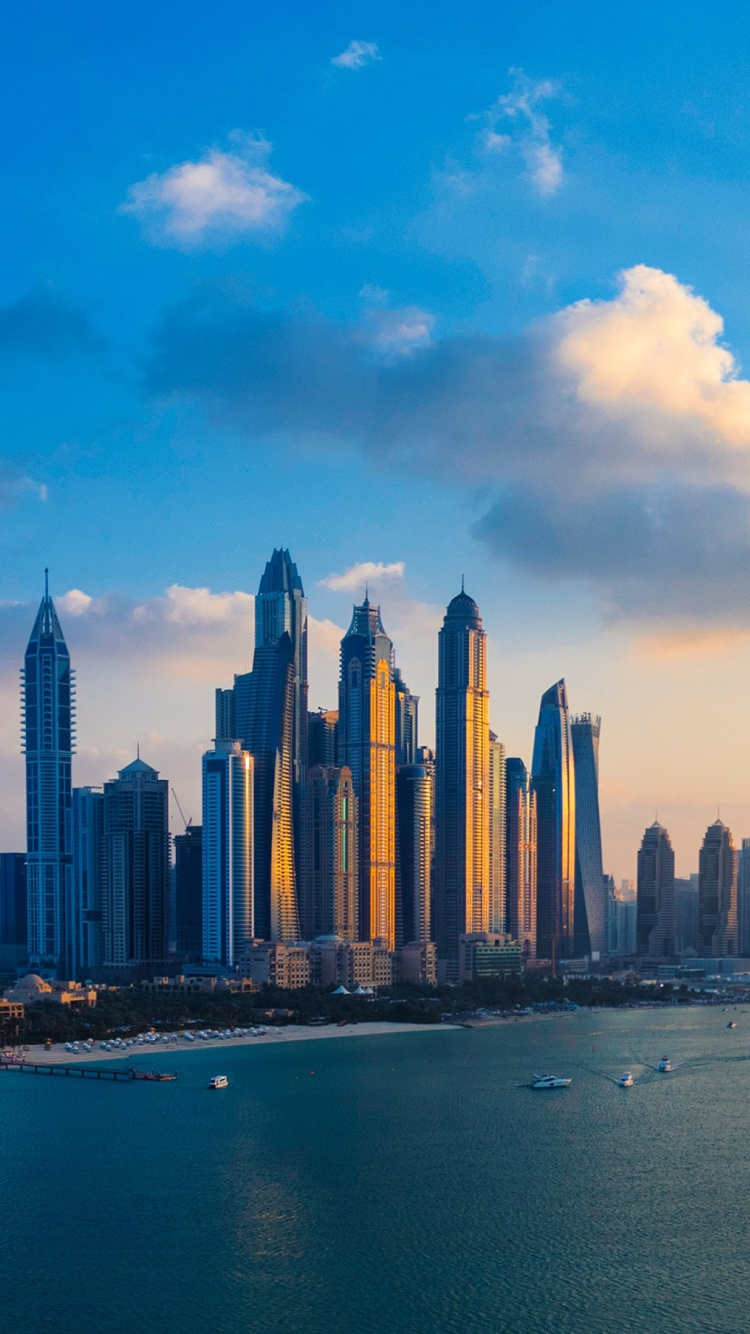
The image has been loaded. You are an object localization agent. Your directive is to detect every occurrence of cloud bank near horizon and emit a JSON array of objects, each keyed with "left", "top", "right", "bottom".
[{"left": 146, "top": 265, "right": 750, "bottom": 624}]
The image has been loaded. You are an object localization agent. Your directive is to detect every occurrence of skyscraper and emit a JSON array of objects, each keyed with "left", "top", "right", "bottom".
[
  {"left": 338, "top": 599, "right": 396, "bottom": 947},
  {"left": 308, "top": 707, "right": 339, "bottom": 768},
  {"left": 302, "top": 765, "right": 358, "bottom": 941},
  {"left": 636, "top": 822, "right": 675, "bottom": 958},
  {"left": 71, "top": 786, "right": 105, "bottom": 975},
  {"left": 571, "top": 714, "right": 606, "bottom": 958},
  {"left": 102, "top": 757, "right": 170, "bottom": 971},
  {"left": 0, "top": 854, "right": 27, "bottom": 964},
  {"left": 234, "top": 550, "right": 306, "bottom": 942},
  {"left": 488, "top": 733, "right": 507, "bottom": 934},
  {"left": 396, "top": 763, "right": 432, "bottom": 947},
  {"left": 505, "top": 758, "right": 537, "bottom": 960},
  {"left": 434, "top": 588, "right": 490, "bottom": 979},
  {"left": 738, "top": 839, "right": 750, "bottom": 957},
  {"left": 532, "top": 681, "right": 576, "bottom": 962},
  {"left": 202, "top": 741, "right": 253, "bottom": 968},
  {"left": 174, "top": 825, "right": 203, "bottom": 958},
  {"left": 394, "top": 668, "right": 419, "bottom": 766},
  {"left": 697, "top": 820, "right": 738, "bottom": 957},
  {"left": 674, "top": 875, "right": 699, "bottom": 954},
  {"left": 22, "top": 572, "right": 74, "bottom": 974}
]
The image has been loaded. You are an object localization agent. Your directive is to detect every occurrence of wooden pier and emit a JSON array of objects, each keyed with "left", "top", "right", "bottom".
[{"left": 0, "top": 1060, "right": 176, "bottom": 1082}]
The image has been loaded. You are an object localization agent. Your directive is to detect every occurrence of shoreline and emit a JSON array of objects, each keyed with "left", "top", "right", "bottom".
[{"left": 11, "top": 1020, "right": 458, "bottom": 1065}]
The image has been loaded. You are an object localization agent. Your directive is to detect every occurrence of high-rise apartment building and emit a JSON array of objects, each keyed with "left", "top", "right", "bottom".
[
  {"left": 434, "top": 588, "right": 490, "bottom": 980},
  {"left": 488, "top": 734, "right": 506, "bottom": 934},
  {"left": 338, "top": 599, "right": 397, "bottom": 947},
  {"left": 22, "top": 573, "right": 74, "bottom": 974},
  {"left": 697, "top": 820, "right": 738, "bottom": 957},
  {"left": 396, "top": 763, "right": 432, "bottom": 947},
  {"left": 636, "top": 822, "right": 675, "bottom": 958},
  {"left": 102, "top": 757, "right": 170, "bottom": 971},
  {"left": 571, "top": 714, "right": 606, "bottom": 959},
  {"left": 674, "top": 875, "right": 699, "bottom": 955},
  {"left": 532, "top": 681, "right": 576, "bottom": 962},
  {"left": 302, "top": 765, "right": 358, "bottom": 941},
  {"left": 0, "top": 854, "right": 27, "bottom": 961},
  {"left": 71, "top": 786, "right": 105, "bottom": 974},
  {"left": 174, "top": 825, "right": 203, "bottom": 958},
  {"left": 308, "top": 708, "right": 339, "bottom": 768},
  {"left": 234, "top": 550, "right": 306, "bottom": 941},
  {"left": 506, "top": 759, "right": 537, "bottom": 960},
  {"left": 737, "top": 840, "right": 750, "bottom": 957},
  {"left": 394, "top": 668, "right": 419, "bottom": 767},
  {"left": 202, "top": 741, "right": 253, "bottom": 968}
]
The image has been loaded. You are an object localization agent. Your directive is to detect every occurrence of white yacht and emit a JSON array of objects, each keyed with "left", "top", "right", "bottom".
[
  {"left": 617, "top": 1072, "right": 634, "bottom": 1087},
  {"left": 529, "top": 1074, "right": 572, "bottom": 1089},
  {"left": 208, "top": 1075, "right": 229, "bottom": 1089},
  {"left": 657, "top": 1055, "right": 672, "bottom": 1072}
]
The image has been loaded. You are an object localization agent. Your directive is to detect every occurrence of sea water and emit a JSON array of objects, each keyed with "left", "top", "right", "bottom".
[{"left": 3, "top": 1006, "right": 750, "bottom": 1334}]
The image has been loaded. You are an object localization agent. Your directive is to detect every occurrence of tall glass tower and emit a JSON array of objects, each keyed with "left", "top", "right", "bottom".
[
  {"left": 571, "top": 714, "right": 606, "bottom": 958},
  {"left": 506, "top": 759, "right": 537, "bottom": 959},
  {"left": 234, "top": 550, "right": 306, "bottom": 941},
  {"left": 636, "top": 822, "right": 675, "bottom": 958},
  {"left": 22, "top": 572, "right": 74, "bottom": 974},
  {"left": 338, "top": 599, "right": 396, "bottom": 947},
  {"left": 698, "top": 820, "right": 738, "bottom": 958},
  {"left": 532, "top": 680, "right": 576, "bottom": 962},
  {"left": 434, "top": 588, "right": 490, "bottom": 979},
  {"left": 202, "top": 740, "right": 253, "bottom": 967}
]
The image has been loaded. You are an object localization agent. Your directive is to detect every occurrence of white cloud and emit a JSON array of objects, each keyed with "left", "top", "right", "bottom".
[
  {"left": 161, "top": 584, "right": 254, "bottom": 627},
  {"left": 554, "top": 263, "right": 750, "bottom": 449},
  {"left": 481, "top": 68, "right": 563, "bottom": 196},
  {"left": 320, "top": 561, "right": 405, "bottom": 592},
  {"left": 331, "top": 40, "right": 380, "bottom": 70},
  {"left": 58, "top": 589, "right": 94, "bottom": 617},
  {"left": 366, "top": 305, "right": 435, "bottom": 355},
  {"left": 121, "top": 134, "right": 308, "bottom": 248}
]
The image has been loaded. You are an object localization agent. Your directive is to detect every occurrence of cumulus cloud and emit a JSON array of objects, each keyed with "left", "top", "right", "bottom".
[
  {"left": 480, "top": 68, "right": 564, "bottom": 197},
  {"left": 321, "top": 561, "right": 405, "bottom": 592},
  {"left": 331, "top": 40, "right": 380, "bottom": 70},
  {"left": 121, "top": 134, "right": 308, "bottom": 248},
  {"left": 146, "top": 265, "right": 750, "bottom": 624}
]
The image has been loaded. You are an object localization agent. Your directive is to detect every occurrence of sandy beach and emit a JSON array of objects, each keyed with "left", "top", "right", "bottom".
[{"left": 11, "top": 1021, "right": 456, "bottom": 1065}]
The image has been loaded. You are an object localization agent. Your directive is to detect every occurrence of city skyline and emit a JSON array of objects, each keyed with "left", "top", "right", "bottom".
[{"left": 3, "top": 563, "right": 750, "bottom": 888}]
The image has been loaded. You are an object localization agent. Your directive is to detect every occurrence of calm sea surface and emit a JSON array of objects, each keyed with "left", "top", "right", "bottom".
[{"left": 4, "top": 1006, "right": 750, "bottom": 1334}]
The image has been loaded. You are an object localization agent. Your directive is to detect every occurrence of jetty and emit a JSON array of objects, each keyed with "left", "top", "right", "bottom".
[{"left": 0, "top": 1059, "right": 176, "bottom": 1082}]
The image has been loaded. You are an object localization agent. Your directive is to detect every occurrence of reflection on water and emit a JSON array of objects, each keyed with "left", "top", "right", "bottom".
[{"left": 4, "top": 1008, "right": 750, "bottom": 1334}]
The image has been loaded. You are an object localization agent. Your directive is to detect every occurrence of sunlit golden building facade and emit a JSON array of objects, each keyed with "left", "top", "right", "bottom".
[
  {"left": 434, "top": 588, "right": 490, "bottom": 980},
  {"left": 339, "top": 600, "right": 396, "bottom": 948}
]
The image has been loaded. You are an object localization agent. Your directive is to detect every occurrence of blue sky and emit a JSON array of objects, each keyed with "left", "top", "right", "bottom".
[{"left": 4, "top": 0, "right": 750, "bottom": 875}]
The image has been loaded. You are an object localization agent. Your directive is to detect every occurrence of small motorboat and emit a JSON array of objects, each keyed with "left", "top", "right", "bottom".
[
  {"left": 727, "top": 1021, "right": 737, "bottom": 1029},
  {"left": 209, "top": 1075, "right": 229, "bottom": 1089},
  {"left": 528, "top": 1074, "right": 572, "bottom": 1089},
  {"left": 657, "top": 1056, "right": 672, "bottom": 1072},
  {"left": 617, "top": 1072, "right": 634, "bottom": 1088}
]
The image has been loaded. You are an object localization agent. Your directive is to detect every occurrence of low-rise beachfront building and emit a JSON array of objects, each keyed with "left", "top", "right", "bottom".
[
  {"left": 396, "top": 941, "right": 437, "bottom": 987},
  {"left": 238, "top": 941, "right": 312, "bottom": 990},
  {"left": 0, "top": 996, "right": 24, "bottom": 1032},
  {"left": 458, "top": 934, "right": 522, "bottom": 983},
  {"left": 137, "top": 974, "right": 258, "bottom": 995},
  {"left": 4, "top": 974, "right": 97, "bottom": 1008}
]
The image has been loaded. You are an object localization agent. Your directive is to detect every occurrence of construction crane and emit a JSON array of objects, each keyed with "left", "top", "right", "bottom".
[{"left": 171, "top": 788, "right": 192, "bottom": 832}]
